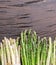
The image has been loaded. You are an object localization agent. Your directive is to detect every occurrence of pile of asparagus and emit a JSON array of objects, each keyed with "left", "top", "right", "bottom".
[
  {"left": 20, "top": 30, "right": 56, "bottom": 65},
  {"left": 0, "top": 37, "right": 21, "bottom": 65},
  {"left": 0, "top": 30, "right": 56, "bottom": 65}
]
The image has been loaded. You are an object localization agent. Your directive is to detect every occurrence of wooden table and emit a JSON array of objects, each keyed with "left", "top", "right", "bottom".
[{"left": 0, "top": 0, "right": 56, "bottom": 41}]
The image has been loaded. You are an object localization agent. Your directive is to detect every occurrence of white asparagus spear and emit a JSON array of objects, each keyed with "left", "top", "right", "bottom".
[
  {"left": 46, "top": 37, "right": 52, "bottom": 65},
  {"left": 1, "top": 43, "right": 4, "bottom": 65},
  {"left": 4, "top": 37, "right": 11, "bottom": 64}
]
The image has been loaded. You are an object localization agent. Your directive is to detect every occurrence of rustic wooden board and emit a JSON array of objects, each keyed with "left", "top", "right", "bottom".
[{"left": 0, "top": 0, "right": 56, "bottom": 40}]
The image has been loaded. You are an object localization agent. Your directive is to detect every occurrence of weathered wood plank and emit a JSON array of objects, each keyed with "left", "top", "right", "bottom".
[{"left": 0, "top": 0, "right": 56, "bottom": 41}]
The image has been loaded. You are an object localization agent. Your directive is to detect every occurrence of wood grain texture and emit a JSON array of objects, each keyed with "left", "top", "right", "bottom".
[{"left": 0, "top": 0, "right": 56, "bottom": 41}]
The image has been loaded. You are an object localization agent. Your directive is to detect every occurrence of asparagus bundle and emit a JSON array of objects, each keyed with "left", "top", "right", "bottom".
[
  {"left": 0, "top": 37, "right": 21, "bottom": 65},
  {"left": 20, "top": 30, "right": 56, "bottom": 65}
]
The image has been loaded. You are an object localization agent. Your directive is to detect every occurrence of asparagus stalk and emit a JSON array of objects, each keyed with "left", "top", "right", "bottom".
[
  {"left": 7, "top": 38, "right": 15, "bottom": 65},
  {"left": 21, "top": 32, "right": 27, "bottom": 65},
  {"left": 13, "top": 39, "right": 21, "bottom": 65},
  {"left": 46, "top": 37, "right": 52, "bottom": 65},
  {"left": 53, "top": 40, "right": 56, "bottom": 65},
  {"left": 41, "top": 37, "right": 47, "bottom": 65},
  {"left": 1, "top": 43, "right": 4, "bottom": 65},
  {"left": 36, "top": 36, "right": 41, "bottom": 65},
  {"left": 4, "top": 37, "right": 11, "bottom": 65},
  {"left": 3, "top": 47, "right": 7, "bottom": 65}
]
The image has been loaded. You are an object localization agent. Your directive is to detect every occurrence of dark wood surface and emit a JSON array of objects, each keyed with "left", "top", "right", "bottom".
[{"left": 0, "top": 0, "right": 56, "bottom": 40}]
